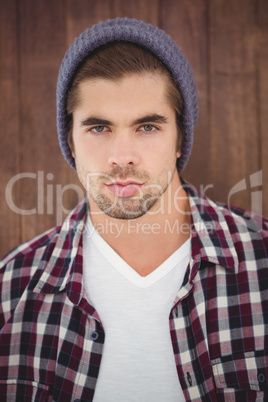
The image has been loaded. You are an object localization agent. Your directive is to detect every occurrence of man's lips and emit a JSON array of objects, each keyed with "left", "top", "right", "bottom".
[{"left": 106, "top": 181, "right": 144, "bottom": 197}]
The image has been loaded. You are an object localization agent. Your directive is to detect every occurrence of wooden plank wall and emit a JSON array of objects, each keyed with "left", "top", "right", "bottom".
[{"left": 1, "top": 0, "right": 267, "bottom": 258}]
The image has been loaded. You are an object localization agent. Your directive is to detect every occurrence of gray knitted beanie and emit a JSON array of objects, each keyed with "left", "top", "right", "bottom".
[{"left": 56, "top": 17, "right": 198, "bottom": 172}]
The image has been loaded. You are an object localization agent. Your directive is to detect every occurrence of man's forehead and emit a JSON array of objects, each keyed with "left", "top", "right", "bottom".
[
  {"left": 73, "top": 73, "right": 175, "bottom": 123},
  {"left": 76, "top": 72, "right": 171, "bottom": 107},
  {"left": 78, "top": 71, "right": 169, "bottom": 90}
]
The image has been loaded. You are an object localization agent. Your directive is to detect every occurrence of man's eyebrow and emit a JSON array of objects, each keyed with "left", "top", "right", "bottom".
[
  {"left": 132, "top": 114, "right": 168, "bottom": 125},
  {"left": 79, "top": 114, "right": 168, "bottom": 127},
  {"left": 80, "top": 117, "right": 112, "bottom": 127}
]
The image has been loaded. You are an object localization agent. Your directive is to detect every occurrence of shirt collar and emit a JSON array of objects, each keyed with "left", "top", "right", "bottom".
[
  {"left": 184, "top": 180, "right": 239, "bottom": 273},
  {"left": 33, "top": 181, "right": 240, "bottom": 295},
  {"left": 33, "top": 198, "right": 89, "bottom": 296}
]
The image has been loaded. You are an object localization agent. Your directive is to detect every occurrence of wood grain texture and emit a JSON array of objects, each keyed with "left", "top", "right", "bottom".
[
  {"left": 16, "top": 0, "right": 72, "bottom": 245},
  {"left": 209, "top": 0, "right": 262, "bottom": 213},
  {"left": 1, "top": 0, "right": 267, "bottom": 258},
  {"left": 259, "top": 0, "right": 268, "bottom": 217},
  {"left": 160, "top": 0, "right": 210, "bottom": 188},
  {"left": 0, "top": 0, "right": 21, "bottom": 256},
  {"left": 66, "top": 0, "right": 160, "bottom": 44}
]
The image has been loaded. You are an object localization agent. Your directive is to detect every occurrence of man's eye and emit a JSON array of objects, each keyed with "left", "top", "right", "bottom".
[
  {"left": 90, "top": 126, "right": 107, "bottom": 133},
  {"left": 140, "top": 125, "right": 157, "bottom": 132}
]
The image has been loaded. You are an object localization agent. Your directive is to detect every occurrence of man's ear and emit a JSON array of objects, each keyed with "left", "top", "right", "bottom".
[{"left": 71, "top": 151, "right": 75, "bottom": 159}]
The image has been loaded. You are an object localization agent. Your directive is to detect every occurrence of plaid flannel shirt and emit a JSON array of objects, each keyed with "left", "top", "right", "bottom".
[{"left": 0, "top": 181, "right": 268, "bottom": 402}]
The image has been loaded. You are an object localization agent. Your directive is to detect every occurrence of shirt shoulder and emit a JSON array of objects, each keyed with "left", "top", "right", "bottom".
[
  {"left": 206, "top": 201, "right": 268, "bottom": 277},
  {"left": 0, "top": 197, "right": 88, "bottom": 270},
  {"left": 215, "top": 201, "right": 268, "bottom": 242},
  {"left": 0, "top": 198, "right": 88, "bottom": 327},
  {"left": 0, "top": 225, "right": 61, "bottom": 270},
  {"left": 186, "top": 180, "right": 268, "bottom": 273},
  {"left": 0, "top": 225, "right": 61, "bottom": 328}
]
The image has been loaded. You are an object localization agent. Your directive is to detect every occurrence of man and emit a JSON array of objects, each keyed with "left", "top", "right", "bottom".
[{"left": 0, "top": 17, "right": 267, "bottom": 402}]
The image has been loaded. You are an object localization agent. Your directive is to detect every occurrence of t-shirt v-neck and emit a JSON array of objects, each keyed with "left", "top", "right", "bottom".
[{"left": 83, "top": 215, "right": 191, "bottom": 288}]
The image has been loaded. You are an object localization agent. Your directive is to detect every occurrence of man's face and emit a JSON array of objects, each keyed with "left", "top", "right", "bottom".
[{"left": 72, "top": 73, "right": 181, "bottom": 220}]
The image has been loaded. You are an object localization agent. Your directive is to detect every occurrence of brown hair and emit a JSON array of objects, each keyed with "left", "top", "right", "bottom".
[{"left": 66, "top": 41, "right": 184, "bottom": 151}]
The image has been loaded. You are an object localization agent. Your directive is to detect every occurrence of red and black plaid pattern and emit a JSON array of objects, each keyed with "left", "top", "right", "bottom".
[{"left": 0, "top": 182, "right": 267, "bottom": 401}]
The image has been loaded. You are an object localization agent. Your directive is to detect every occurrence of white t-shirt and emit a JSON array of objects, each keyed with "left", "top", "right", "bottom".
[{"left": 83, "top": 216, "right": 190, "bottom": 402}]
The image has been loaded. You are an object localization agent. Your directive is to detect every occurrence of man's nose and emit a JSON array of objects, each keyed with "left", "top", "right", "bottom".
[{"left": 108, "top": 132, "right": 139, "bottom": 167}]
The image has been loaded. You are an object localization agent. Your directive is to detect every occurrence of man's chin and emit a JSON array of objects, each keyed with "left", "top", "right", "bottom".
[
  {"left": 101, "top": 208, "right": 147, "bottom": 220},
  {"left": 91, "top": 194, "right": 159, "bottom": 220},
  {"left": 97, "top": 200, "right": 150, "bottom": 220}
]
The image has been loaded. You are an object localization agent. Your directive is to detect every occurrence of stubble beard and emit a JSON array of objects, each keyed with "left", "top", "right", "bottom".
[
  {"left": 92, "top": 190, "right": 163, "bottom": 219},
  {"left": 77, "top": 165, "right": 176, "bottom": 220}
]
